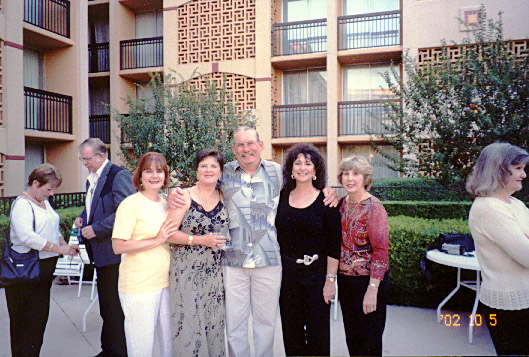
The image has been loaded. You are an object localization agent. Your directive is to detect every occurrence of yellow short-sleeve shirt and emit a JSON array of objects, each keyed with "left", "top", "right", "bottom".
[{"left": 112, "top": 192, "right": 170, "bottom": 294}]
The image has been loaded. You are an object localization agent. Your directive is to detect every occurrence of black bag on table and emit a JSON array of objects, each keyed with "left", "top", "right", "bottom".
[{"left": 420, "top": 233, "right": 475, "bottom": 280}]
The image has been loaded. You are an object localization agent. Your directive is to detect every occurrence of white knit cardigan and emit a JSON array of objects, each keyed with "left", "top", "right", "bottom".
[{"left": 469, "top": 196, "right": 529, "bottom": 310}]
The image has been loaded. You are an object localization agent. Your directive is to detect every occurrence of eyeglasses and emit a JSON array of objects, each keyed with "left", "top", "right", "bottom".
[{"left": 79, "top": 154, "right": 100, "bottom": 162}]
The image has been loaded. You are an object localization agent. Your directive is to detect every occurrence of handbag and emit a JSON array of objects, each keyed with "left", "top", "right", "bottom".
[{"left": 0, "top": 197, "right": 40, "bottom": 287}]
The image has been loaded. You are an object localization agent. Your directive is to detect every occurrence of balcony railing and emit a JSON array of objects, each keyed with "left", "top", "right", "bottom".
[
  {"left": 338, "top": 99, "right": 398, "bottom": 136},
  {"left": 24, "top": 0, "right": 70, "bottom": 38},
  {"left": 89, "top": 42, "right": 109, "bottom": 73},
  {"left": 120, "top": 36, "right": 163, "bottom": 70},
  {"left": 338, "top": 10, "right": 400, "bottom": 50},
  {"left": 24, "top": 87, "right": 72, "bottom": 134},
  {"left": 272, "top": 103, "right": 327, "bottom": 138},
  {"left": 89, "top": 114, "right": 111, "bottom": 144},
  {"left": 272, "top": 19, "right": 327, "bottom": 56}
]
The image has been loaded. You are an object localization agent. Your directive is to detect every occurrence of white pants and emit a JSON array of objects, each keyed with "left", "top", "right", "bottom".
[
  {"left": 119, "top": 287, "right": 171, "bottom": 357},
  {"left": 223, "top": 265, "right": 282, "bottom": 357}
]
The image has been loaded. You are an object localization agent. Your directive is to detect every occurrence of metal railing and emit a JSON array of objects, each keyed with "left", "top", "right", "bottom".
[
  {"left": 272, "top": 103, "right": 327, "bottom": 138},
  {"left": 338, "top": 99, "right": 398, "bottom": 136},
  {"left": 272, "top": 19, "right": 327, "bottom": 56},
  {"left": 89, "top": 114, "right": 111, "bottom": 144},
  {"left": 338, "top": 10, "right": 400, "bottom": 50},
  {"left": 24, "top": 0, "right": 70, "bottom": 38},
  {"left": 24, "top": 87, "right": 72, "bottom": 134},
  {"left": 89, "top": 42, "right": 109, "bottom": 73},
  {"left": 0, "top": 192, "right": 86, "bottom": 216},
  {"left": 120, "top": 36, "right": 163, "bottom": 70}
]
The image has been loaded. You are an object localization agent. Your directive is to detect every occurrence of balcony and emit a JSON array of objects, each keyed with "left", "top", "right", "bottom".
[
  {"left": 120, "top": 36, "right": 163, "bottom": 70},
  {"left": 24, "top": 0, "right": 70, "bottom": 38},
  {"left": 89, "top": 115, "right": 111, "bottom": 144},
  {"left": 338, "top": 100, "right": 398, "bottom": 136},
  {"left": 24, "top": 87, "right": 72, "bottom": 134},
  {"left": 272, "top": 19, "right": 327, "bottom": 57},
  {"left": 89, "top": 43, "right": 109, "bottom": 73},
  {"left": 272, "top": 103, "right": 327, "bottom": 138},
  {"left": 338, "top": 10, "right": 400, "bottom": 51}
]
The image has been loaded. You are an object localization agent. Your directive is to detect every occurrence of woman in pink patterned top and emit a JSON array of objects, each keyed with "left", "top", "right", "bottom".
[{"left": 337, "top": 155, "right": 389, "bottom": 356}]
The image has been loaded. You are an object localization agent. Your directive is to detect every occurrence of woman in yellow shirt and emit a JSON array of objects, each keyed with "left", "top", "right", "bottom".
[{"left": 112, "top": 152, "right": 178, "bottom": 357}]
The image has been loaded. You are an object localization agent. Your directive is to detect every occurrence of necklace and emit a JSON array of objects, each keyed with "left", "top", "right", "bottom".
[
  {"left": 22, "top": 191, "right": 46, "bottom": 208},
  {"left": 344, "top": 191, "right": 369, "bottom": 225}
]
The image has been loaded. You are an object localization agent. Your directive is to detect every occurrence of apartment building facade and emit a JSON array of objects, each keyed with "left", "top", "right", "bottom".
[{"left": 0, "top": 0, "right": 527, "bottom": 196}]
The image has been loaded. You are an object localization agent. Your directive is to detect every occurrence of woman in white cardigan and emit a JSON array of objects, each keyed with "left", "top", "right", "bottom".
[
  {"left": 5, "top": 163, "right": 78, "bottom": 357},
  {"left": 466, "top": 142, "right": 529, "bottom": 355}
]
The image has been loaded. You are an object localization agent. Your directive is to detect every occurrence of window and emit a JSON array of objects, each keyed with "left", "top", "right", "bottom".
[
  {"left": 342, "top": 144, "right": 399, "bottom": 179},
  {"left": 343, "top": 63, "right": 395, "bottom": 101},
  {"left": 283, "top": 0, "right": 326, "bottom": 22},
  {"left": 23, "top": 48, "right": 44, "bottom": 89},
  {"left": 135, "top": 10, "right": 163, "bottom": 38},
  {"left": 343, "top": 0, "right": 399, "bottom": 16},
  {"left": 283, "top": 68, "right": 327, "bottom": 104},
  {"left": 25, "top": 143, "right": 45, "bottom": 181}
]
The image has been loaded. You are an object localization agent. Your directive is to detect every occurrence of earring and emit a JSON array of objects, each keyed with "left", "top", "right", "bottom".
[
  {"left": 312, "top": 174, "right": 317, "bottom": 181},
  {"left": 291, "top": 173, "right": 295, "bottom": 179}
]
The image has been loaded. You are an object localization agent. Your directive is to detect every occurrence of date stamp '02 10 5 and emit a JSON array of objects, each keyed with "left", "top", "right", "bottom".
[{"left": 440, "top": 314, "right": 497, "bottom": 327}]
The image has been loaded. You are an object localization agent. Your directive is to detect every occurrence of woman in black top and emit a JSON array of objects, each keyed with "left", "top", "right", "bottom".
[{"left": 275, "top": 144, "right": 342, "bottom": 356}]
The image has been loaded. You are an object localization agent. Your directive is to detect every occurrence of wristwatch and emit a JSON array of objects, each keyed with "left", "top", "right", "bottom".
[{"left": 325, "top": 274, "right": 337, "bottom": 283}]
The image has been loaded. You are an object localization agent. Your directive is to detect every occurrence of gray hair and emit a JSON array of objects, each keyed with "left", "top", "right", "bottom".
[
  {"left": 232, "top": 126, "right": 260, "bottom": 144},
  {"left": 338, "top": 155, "right": 374, "bottom": 190},
  {"left": 79, "top": 138, "right": 107, "bottom": 155},
  {"left": 466, "top": 142, "right": 529, "bottom": 197}
]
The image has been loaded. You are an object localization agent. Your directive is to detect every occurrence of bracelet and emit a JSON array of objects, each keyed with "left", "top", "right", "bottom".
[
  {"left": 187, "top": 235, "right": 194, "bottom": 245},
  {"left": 369, "top": 283, "right": 379, "bottom": 289}
]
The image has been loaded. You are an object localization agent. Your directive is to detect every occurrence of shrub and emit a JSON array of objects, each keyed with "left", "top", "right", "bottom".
[
  {"left": 388, "top": 216, "right": 472, "bottom": 307},
  {"left": 383, "top": 201, "right": 472, "bottom": 219}
]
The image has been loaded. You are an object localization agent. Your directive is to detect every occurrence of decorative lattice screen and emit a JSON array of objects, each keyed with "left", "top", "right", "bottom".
[
  {"left": 418, "top": 39, "right": 529, "bottom": 69},
  {"left": 177, "top": 0, "right": 256, "bottom": 64},
  {"left": 187, "top": 72, "right": 256, "bottom": 112}
]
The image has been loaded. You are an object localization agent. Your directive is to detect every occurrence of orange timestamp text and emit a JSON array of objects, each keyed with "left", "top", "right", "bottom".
[{"left": 440, "top": 314, "right": 497, "bottom": 327}]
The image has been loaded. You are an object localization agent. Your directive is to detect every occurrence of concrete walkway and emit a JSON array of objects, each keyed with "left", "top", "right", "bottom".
[{"left": 0, "top": 284, "right": 496, "bottom": 356}]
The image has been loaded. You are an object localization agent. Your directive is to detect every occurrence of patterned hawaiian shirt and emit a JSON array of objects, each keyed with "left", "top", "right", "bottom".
[{"left": 221, "top": 159, "right": 282, "bottom": 268}]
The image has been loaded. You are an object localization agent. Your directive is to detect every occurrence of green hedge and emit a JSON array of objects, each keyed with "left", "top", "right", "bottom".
[
  {"left": 383, "top": 201, "right": 472, "bottom": 219},
  {"left": 0, "top": 207, "right": 83, "bottom": 257},
  {"left": 388, "top": 215, "right": 472, "bottom": 308},
  {"left": 371, "top": 177, "right": 471, "bottom": 202}
]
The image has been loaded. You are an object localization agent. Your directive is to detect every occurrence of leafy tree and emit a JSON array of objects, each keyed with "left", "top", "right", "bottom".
[
  {"left": 116, "top": 72, "right": 255, "bottom": 186},
  {"left": 375, "top": 9, "right": 529, "bottom": 193}
]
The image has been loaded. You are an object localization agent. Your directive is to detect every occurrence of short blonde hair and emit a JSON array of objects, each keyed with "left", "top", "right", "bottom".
[{"left": 338, "top": 155, "right": 374, "bottom": 190}]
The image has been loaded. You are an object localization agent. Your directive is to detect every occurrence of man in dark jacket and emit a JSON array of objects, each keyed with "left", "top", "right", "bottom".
[{"left": 74, "top": 138, "right": 135, "bottom": 357}]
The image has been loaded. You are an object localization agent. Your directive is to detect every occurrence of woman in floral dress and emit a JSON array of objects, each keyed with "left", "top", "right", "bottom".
[{"left": 166, "top": 149, "right": 228, "bottom": 357}]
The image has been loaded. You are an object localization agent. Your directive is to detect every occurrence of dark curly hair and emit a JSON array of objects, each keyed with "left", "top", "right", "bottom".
[{"left": 282, "top": 143, "right": 326, "bottom": 194}]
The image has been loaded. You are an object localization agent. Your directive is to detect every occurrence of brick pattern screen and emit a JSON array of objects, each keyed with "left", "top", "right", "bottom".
[
  {"left": 188, "top": 72, "right": 256, "bottom": 112},
  {"left": 418, "top": 39, "right": 528, "bottom": 68},
  {"left": 177, "top": 0, "right": 256, "bottom": 64}
]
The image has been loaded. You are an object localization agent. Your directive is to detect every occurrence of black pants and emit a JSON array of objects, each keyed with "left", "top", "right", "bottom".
[
  {"left": 480, "top": 303, "right": 529, "bottom": 355},
  {"left": 96, "top": 263, "right": 127, "bottom": 357},
  {"left": 279, "top": 256, "right": 330, "bottom": 356},
  {"left": 338, "top": 271, "right": 389, "bottom": 357},
  {"left": 5, "top": 256, "right": 58, "bottom": 357}
]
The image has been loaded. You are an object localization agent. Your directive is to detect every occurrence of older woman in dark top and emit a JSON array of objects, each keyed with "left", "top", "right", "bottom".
[
  {"left": 275, "top": 144, "right": 341, "bottom": 356},
  {"left": 338, "top": 155, "right": 389, "bottom": 356}
]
